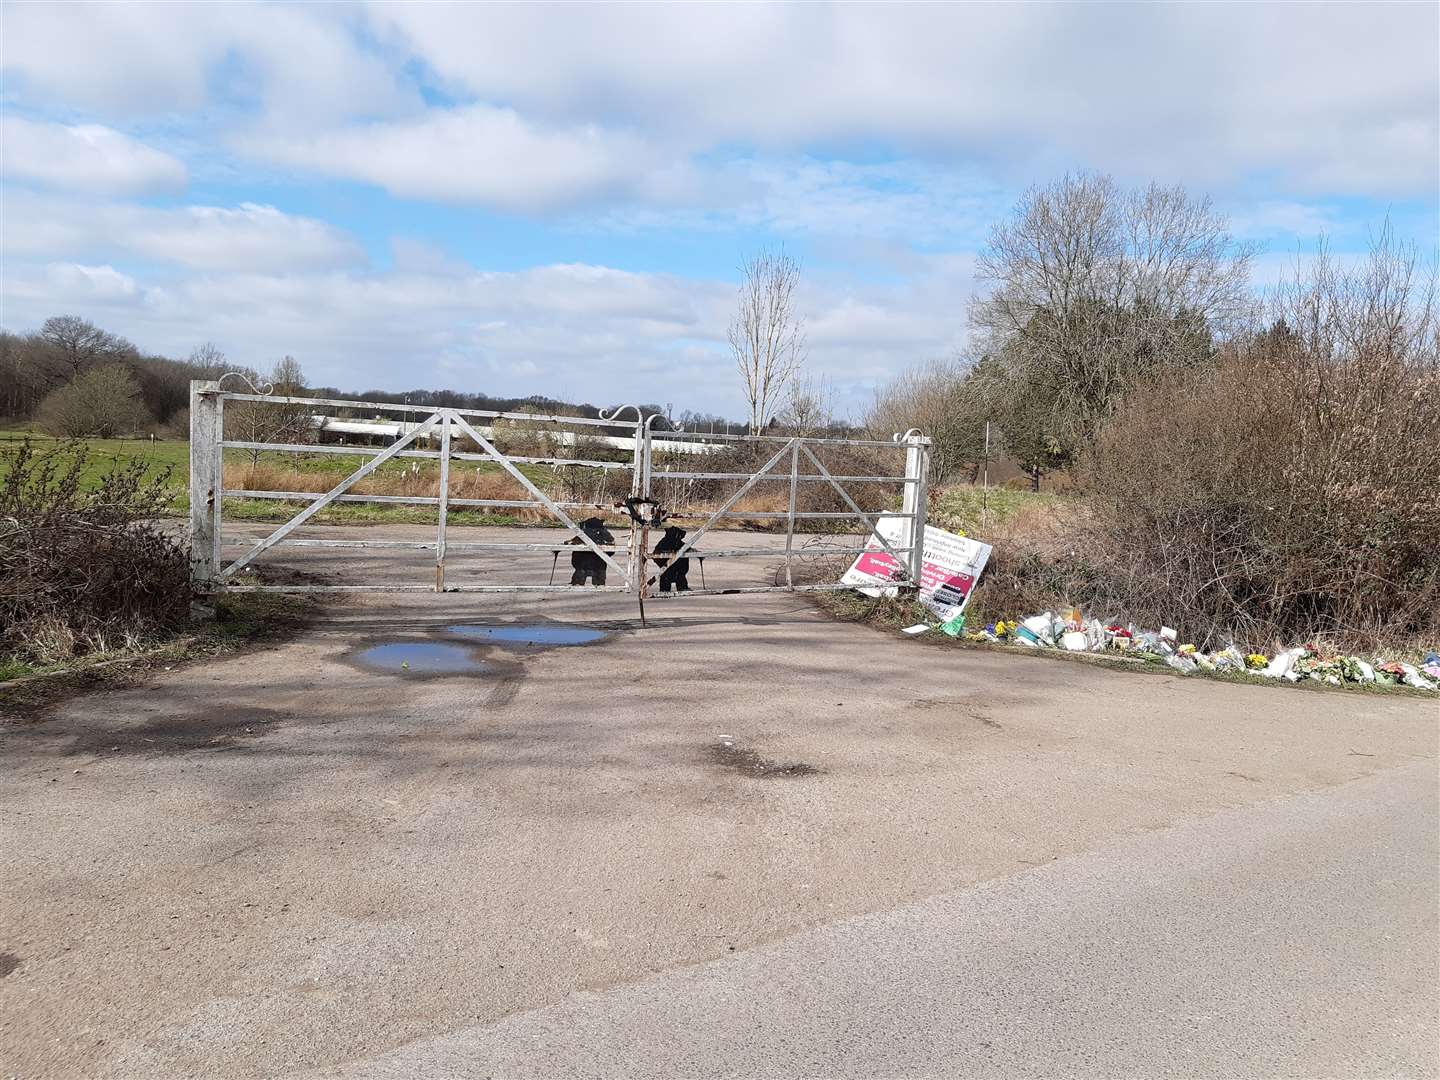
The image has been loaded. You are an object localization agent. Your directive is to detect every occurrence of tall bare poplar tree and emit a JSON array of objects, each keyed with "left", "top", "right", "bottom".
[{"left": 729, "top": 249, "right": 807, "bottom": 433}]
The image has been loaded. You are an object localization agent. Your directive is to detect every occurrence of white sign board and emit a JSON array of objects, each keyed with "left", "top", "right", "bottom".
[{"left": 841, "top": 520, "right": 992, "bottom": 622}]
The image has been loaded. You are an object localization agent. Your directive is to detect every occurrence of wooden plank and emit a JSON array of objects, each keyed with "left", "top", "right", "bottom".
[{"left": 188, "top": 380, "right": 222, "bottom": 588}]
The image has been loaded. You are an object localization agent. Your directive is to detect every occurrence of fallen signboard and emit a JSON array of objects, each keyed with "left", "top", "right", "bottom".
[{"left": 841, "top": 520, "right": 992, "bottom": 622}]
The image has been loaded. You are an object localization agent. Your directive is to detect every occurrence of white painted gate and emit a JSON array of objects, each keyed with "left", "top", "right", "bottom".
[{"left": 188, "top": 379, "right": 928, "bottom": 599}]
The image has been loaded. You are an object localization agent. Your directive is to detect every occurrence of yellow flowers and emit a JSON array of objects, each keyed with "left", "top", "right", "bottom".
[{"left": 1247, "top": 653, "right": 1269, "bottom": 668}]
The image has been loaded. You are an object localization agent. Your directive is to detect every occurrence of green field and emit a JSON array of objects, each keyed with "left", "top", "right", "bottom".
[
  {"left": 0, "top": 429, "right": 190, "bottom": 488},
  {"left": 0, "top": 431, "right": 559, "bottom": 526}
]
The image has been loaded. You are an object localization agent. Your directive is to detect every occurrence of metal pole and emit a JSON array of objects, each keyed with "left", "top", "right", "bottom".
[
  {"left": 898, "top": 434, "right": 927, "bottom": 588},
  {"left": 626, "top": 419, "right": 645, "bottom": 598},
  {"left": 638, "top": 521, "right": 650, "bottom": 627},
  {"left": 982, "top": 420, "right": 990, "bottom": 530},
  {"left": 784, "top": 440, "right": 799, "bottom": 590},
  {"left": 188, "top": 380, "right": 222, "bottom": 590},
  {"left": 909, "top": 434, "right": 929, "bottom": 587},
  {"left": 435, "top": 410, "right": 451, "bottom": 591}
]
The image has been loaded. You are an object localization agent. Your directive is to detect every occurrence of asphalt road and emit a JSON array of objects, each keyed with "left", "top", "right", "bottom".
[
  {"left": 3, "top": 525, "right": 1437, "bottom": 1079},
  {"left": 307, "top": 762, "right": 1439, "bottom": 1080}
]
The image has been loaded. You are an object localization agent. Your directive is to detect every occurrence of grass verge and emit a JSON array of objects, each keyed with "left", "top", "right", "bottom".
[{"left": 0, "top": 579, "right": 322, "bottom": 716}]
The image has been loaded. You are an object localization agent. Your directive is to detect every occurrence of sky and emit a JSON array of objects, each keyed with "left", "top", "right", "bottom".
[{"left": 1, "top": 1, "right": 1436, "bottom": 419}]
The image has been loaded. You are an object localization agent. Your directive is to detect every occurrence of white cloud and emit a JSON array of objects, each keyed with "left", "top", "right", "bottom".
[
  {"left": 240, "top": 104, "right": 701, "bottom": 213},
  {"left": 366, "top": 2, "right": 1439, "bottom": 199},
  {"left": 599, "top": 160, "right": 1008, "bottom": 249},
  {"left": 1224, "top": 201, "right": 1343, "bottom": 242},
  {"left": 0, "top": 1, "right": 413, "bottom": 126},
  {"left": 5, "top": 3, "right": 1433, "bottom": 213},
  {"left": 1, "top": 191, "right": 364, "bottom": 272},
  {"left": 1, "top": 116, "right": 188, "bottom": 195},
  {"left": 2, "top": 262, "right": 142, "bottom": 306}
]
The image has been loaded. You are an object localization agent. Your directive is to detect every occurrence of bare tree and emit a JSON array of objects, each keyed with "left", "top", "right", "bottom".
[
  {"left": 224, "top": 358, "right": 315, "bottom": 465},
  {"left": 271, "top": 355, "right": 304, "bottom": 394},
  {"left": 865, "top": 358, "right": 989, "bottom": 482},
  {"left": 970, "top": 172, "right": 1256, "bottom": 465},
  {"left": 188, "top": 342, "right": 228, "bottom": 376},
  {"left": 781, "top": 372, "right": 837, "bottom": 437},
  {"left": 40, "top": 315, "right": 134, "bottom": 379},
  {"left": 729, "top": 249, "right": 807, "bottom": 434}
]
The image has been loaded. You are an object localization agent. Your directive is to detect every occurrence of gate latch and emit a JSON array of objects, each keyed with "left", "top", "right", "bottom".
[{"left": 621, "top": 496, "right": 669, "bottom": 527}]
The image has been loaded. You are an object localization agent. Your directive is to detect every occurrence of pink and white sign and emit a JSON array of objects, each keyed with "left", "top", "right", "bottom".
[{"left": 841, "top": 520, "right": 991, "bottom": 621}]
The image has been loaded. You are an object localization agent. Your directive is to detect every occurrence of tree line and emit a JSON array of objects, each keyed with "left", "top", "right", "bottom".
[{"left": 0, "top": 318, "right": 679, "bottom": 439}]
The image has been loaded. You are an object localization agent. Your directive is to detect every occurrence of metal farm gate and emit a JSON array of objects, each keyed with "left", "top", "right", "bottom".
[{"left": 188, "top": 379, "right": 929, "bottom": 602}]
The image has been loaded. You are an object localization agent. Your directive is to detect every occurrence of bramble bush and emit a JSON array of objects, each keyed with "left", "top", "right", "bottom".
[
  {"left": 1042, "top": 233, "right": 1440, "bottom": 650},
  {"left": 1, "top": 439, "right": 191, "bottom": 664}
]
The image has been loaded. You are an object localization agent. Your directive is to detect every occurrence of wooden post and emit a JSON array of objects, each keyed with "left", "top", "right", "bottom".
[
  {"left": 436, "top": 411, "right": 451, "bottom": 591},
  {"left": 188, "top": 380, "right": 222, "bottom": 590},
  {"left": 899, "top": 434, "right": 930, "bottom": 588},
  {"left": 784, "top": 441, "right": 799, "bottom": 589}
]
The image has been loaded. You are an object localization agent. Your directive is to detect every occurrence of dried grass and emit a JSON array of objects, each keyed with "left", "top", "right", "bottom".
[{"left": 223, "top": 463, "right": 557, "bottom": 522}]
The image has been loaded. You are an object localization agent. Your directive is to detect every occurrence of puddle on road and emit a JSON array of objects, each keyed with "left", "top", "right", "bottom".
[
  {"left": 446, "top": 624, "right": 609, "bottom": 648},
  {"left": 351, "top": 642, "right": 494, "bottom": 675}
]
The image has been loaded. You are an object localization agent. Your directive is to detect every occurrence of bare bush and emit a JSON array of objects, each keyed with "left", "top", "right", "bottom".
[
  {"left": 1075, "top": 229, "right": 1440, "bottom": 648},
  {"left": 37, "top": 364, "right": 155, "bottom": 438},
  {"left": 1, "top": 439, "right": 190, "bottom": 664}
]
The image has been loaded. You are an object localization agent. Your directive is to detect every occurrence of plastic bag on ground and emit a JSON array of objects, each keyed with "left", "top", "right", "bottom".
[
  {"left": 939, "top": 612, "right": 966, "bottom": 638},
  {"left": 1261, "top": 648, "right": 1307, "bottom": 681},
  {"left": 1399, "top": 664, "right": 1437, "bottom": 691},
  {"left": 1215, "top": 646, "right": 1247, "bottom": 671},
  {"left": 1018, "top": 614, "right": 1056, "bottom": 647},
  {"left": 1132, "top": 631, "right": 1163, "bottom": 653}
]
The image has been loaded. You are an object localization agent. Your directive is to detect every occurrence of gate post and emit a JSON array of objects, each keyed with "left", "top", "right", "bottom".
[
  {"left": 900, "top": 432, "right": 930, "bottom": 587},
  {"left": 624, "top": 419, "right": 646, "bottom": 596},
  {"left": 189, "top": 380, "right": 222, "bottom": 590},
  {"left": 435, "top": 410, "right": 452, "bottom": 591}
]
